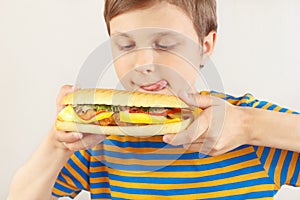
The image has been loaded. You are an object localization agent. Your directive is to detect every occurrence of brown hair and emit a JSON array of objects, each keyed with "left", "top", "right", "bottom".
[{"left": 104, "top": 0, "right": 217, "bottom": 43}]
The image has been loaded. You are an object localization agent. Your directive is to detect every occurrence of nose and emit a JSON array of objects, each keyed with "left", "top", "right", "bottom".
[{"left": 134, "top": 49, "right": 155, "bottom": 74}]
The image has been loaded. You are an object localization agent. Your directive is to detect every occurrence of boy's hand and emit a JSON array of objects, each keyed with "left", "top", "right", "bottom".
[
  {"left": 52, "top": 85, "right": 106, "bottom": 152},
  {"left": 163, "top": 91, "right": 249, "bottom": 156}
]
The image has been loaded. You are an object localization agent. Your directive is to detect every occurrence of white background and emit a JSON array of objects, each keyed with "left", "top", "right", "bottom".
[{"left": 1, "top": 0, "right": 300, "bottom": 199}]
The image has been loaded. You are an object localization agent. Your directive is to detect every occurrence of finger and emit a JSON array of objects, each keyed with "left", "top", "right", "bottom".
[
  {"left": 183, "top": 143, "right": 203, "bottom": 152},
  {"left": 163, "top": 113, "right": 208, "bottom": 146},
  {"left": 178, "top": 90, "right": 219, "bottom": 109},
  {"left": 183, "top": 143, "right": 217, "bottom": 156},
  {"left": 66, "top": 134, "right": 106, "bottom": 151},
  {"left": 56, "top": 84, "right": 81, "bottom": 113},
  {"left": 55, "top": 131, "right": 83, "bottom": 143}
]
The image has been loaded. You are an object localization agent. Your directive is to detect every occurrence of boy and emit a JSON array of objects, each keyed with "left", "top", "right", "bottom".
[{"left": 8, "top": 0, "right": 300, "bottom": 199}]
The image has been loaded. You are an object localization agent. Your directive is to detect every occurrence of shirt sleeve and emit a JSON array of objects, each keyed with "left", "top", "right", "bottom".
[
  {"left": 216, "top": 91, "right": 300, "bottom": 188},
  {"left": 52, "top": 150, "right": 91, "bottom": 199}
]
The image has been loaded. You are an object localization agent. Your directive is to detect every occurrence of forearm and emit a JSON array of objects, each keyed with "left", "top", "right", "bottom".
[
  {"left": 8, "top": 129, "right": 73, "bottom": 200},
  {"left": 245, "top": 107, "right": 300, "bottom": 152}
]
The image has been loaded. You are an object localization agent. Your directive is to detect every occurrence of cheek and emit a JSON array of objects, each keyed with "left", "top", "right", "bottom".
[
  {"left": 113, "top": 54, "right": 134, "bottom": 79},
  {"left": 162, "top": 53, "right": 199, "bottom": 83}
]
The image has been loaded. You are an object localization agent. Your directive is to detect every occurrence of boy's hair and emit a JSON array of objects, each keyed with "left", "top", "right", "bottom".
[{"left": 104, "top": 0, "right": 217, "bottom": 43}]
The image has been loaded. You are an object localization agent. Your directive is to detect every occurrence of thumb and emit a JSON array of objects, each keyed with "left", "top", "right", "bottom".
[{"left": 178, "top": 90, "right": 214, "bottom": 109}]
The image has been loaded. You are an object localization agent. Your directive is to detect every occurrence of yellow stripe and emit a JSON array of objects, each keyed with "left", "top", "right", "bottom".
[
  {"left": 252, "top": 101, "right": 261, "bottom": 108},
  {"left": 60, "top": 173, "right": 76, "bottom": 188},
  {"left": 90, "top": 165, "right": 107, "bottom": 173},
  {"left": 296, "top": 172, "right": 300, "bottom": 186},
  {"left": 274, "top": 150, "right": 287, "bottom": 187},
  {"left": 286, "top": 109, "right": 293, "bottom": 114},
  {"left": 262, "top": 102, "right": 274, "bottom": 110},
  {"left": 90, "top": 146, "right": 254, "bottom": 166},
  {"left": 264, "top": 148, "right": 276, "bottom": 172},
  {"left": 227, "top": 99, "right": 241, "bottom": 105},
  {"left": 103, "top": 144, "right": 189, "bottom": 154},
  {"left": 72, "top": 153, "right": 89, "bottom": 175},
  {"left": 256, "top": 146, "right": 264, "bottom": 158},
  {"left": 110, "top": 171, "right": 268, "bottom": 190},
  {"left": 65, "top": 162, "right": 89, "bottom": 190},
  {"left": 111, "top": 184, "right": 276, "bottom": 199},
  {"left": 108, "top": 159, "right": 261, "bottom": 178},
  {"left": 102, "top": 144, "right": 253, "bottom": 156},
  {"left": 53, "top": 179, "right": 78, "bottom": 196},
  {"left": 273, "top": 106, "right": 282, "bottom": 112},
  {"left": 90, "top": 177, "right": 109, "bottom": 183},
  {"left": 286, "top": 153, "right": 299, "bottom": 185},
  {"left": 90, "top": 187, "right": 111, "bottom": 194}
]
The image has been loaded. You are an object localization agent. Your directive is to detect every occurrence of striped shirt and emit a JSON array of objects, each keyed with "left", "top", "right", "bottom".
[{"left": 52, "top": 92, "right": 300, "bottom": 199}]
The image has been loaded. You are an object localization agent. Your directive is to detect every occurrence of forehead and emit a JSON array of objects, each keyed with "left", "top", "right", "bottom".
[{"left": 109, "top": 2, "right": 198, "bottom": 43}]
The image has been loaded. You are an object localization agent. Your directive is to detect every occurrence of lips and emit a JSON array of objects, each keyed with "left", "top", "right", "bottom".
[{"left": 140, "top": 80, "right": 168, "bottom": 92}]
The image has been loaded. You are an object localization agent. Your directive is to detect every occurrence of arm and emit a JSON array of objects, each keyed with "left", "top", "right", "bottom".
[
  {"left": 246, "top": 107, "right": 300, "bottom": 153},
  {"left": 8, "top": 128, "right": 73, "bottom": 200},
  {"left": 163, "top": 91, "right": 300, "bottom": 155},
  {"left": 8, "top": 85, "right": 106, "bottom": 200}
]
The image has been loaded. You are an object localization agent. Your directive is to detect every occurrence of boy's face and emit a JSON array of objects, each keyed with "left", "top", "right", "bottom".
[{"left": 110, "top": 2, "right": 214, "bottom": 95}]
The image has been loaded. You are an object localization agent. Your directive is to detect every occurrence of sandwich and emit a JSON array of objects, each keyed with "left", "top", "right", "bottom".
[{"left": 56, "top": 88, "right": 198, "bottom": 136}]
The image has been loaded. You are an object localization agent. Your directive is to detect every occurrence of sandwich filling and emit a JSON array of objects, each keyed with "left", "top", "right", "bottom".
[{"left": 57, "top": 104, "right": 192, "bottom": 126}]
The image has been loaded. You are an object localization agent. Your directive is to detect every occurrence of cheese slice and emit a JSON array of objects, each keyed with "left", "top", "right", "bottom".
[
  {"left": 58, "top": 105, "right": 114, "bottom": 124},
  {"left": 119, "top": 111, "right": 181, "bottom": 124}
]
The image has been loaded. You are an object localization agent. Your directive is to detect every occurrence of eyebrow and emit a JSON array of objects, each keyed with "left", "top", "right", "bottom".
[
  {"left": 111, "top": 32, "right": 131, "bottom": 37},
  {"left": 111, "top": 31, "right": 180, "bottom": 38}
]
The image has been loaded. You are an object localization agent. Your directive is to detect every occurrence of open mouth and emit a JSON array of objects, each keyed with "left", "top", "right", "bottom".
[{"left": 140, "top": 80, "right": 168, "bottom": 92}]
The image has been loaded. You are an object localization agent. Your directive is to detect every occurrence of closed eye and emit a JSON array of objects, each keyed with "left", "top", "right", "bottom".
[{"left": 119, "top": 44, "right": 135, "bottom": 51}]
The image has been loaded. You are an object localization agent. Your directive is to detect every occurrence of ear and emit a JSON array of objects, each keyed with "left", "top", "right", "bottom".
[{"left": 200, "top": 31, "right": 217, "bottom": 65}]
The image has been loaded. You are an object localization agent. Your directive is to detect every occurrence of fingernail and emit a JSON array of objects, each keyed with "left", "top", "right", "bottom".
[
  {"left": 179, "top": 90, "right": 189, "bottom": 99},
  {"left": 163, "top": 135, "right": 170, "bottom": 143},
  {"left": 73, "top": 132, "right": 83, "bottom": 139},
  {"left": 71, "top": 84, "right": 81, "bottom": 91}
]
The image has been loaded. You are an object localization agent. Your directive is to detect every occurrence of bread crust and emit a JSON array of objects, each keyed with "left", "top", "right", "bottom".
[
  {"left": 61, "top": 88, "right": 189, "bottom": 108},
  {"left": 55, "top": 118, "right": 192, "bottom": 136}
]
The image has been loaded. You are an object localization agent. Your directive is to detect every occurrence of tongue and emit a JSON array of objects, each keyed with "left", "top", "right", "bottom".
[{"left": 141, "top": 80, "right": 168, "bottom": 91}]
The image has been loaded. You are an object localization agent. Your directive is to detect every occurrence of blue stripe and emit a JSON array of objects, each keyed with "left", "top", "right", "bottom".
[
  {"left": 52, "top": 181, "right": 79, "bottom": 194},
  {"left": 89, "top": 145, "right": 250, "bottom": 161},
  {"left": 290, "top": 154, "right": 300, "bottom": 186},
  {"left": 267, "top": 104, "right": 277, "bottom": 111},
  {"left": 91, "top": 182, "right": 110, "bottom": 188},
  {"left": 110, "top": 178, "right": 272, "bottom": 196},
  {"left": 93, "top": 150, "right": 209, "bottom": 161},
  {"left": 206, "top": 190, "right": 276, "bottom": 200},
  {"left": 100, "top": 154, "right": 258, "bottom": 172},
  {"left": 61, "top": 166, "right": 85, "bottom": 189},
  {"left": 104, "top": 139, "right": 178, "bottom": 149},
  {"left": 90, "top": 171, "right": 109, "bottom": 178},
  {"left": 254, "top": 101, "right": 268, "bottom": 108},
  {"left": 108, "top": 165, "right": 270, "bottom": 184},
  {"left": 95, "top": 151, "right": 257, "bottom": 172},
  {"left": 260, "top": 147, "right": 271, "bottom": 164},
  {"left": 281, "top": 151, "right": 293, "bottom": 186},
  {"left": 74, "top": 151, "right": 89, "bottom": 167},
  {"left": 68, "top": 159, "right": 89, "bottom": 186},
  {"left": 268, "top": 149, "right": 281, "bottom": 184},
  {"left": 89, "top": 158, "right": 106, "bottom": 167},
  {"left": 58, "top": 173, "right": 67, "bottom": 183},
  {"left": 279, "top": 107, "right": 288, "bottom": 113},
  {"left": 91, "top": 193, "right": 112, "bottom": 199},
  {"left": 111, "top": 197, "right": 127, "bottom": 200},
  {"left": 247, "top": 99, "right": 259, "bottom": 107},
  {"left": 237, "top": 102, "right": 248, "bottom": 107}
]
